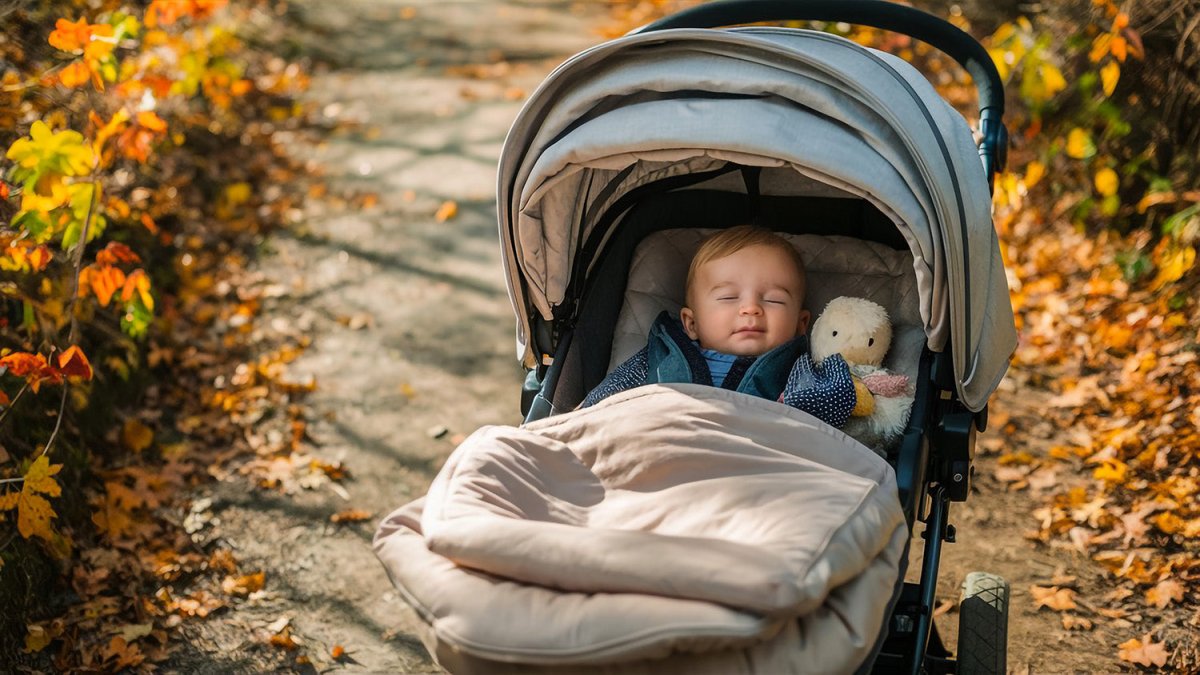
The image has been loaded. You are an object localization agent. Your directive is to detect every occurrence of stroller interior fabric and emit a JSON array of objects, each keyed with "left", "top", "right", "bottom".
[{"left": 375, "top": 385, "right": 907, "bottom": 673}]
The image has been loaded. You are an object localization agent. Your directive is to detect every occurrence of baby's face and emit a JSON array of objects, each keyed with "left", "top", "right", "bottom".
[{"left": 680, "top": 244, "right": 811, "bottom": 356}]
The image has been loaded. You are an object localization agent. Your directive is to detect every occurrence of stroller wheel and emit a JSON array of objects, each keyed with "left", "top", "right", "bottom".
[{"left": 956, "top": 571, "right": 1009, "bottom": 675}]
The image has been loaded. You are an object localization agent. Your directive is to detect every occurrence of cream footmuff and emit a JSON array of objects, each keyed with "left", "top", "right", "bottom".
[{"left": 375, "top": 1, "right": 1018, "bottom": 673}]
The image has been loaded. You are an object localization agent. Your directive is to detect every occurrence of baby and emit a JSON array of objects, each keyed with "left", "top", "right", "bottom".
[{"left": 582, "top": 225, "right": 857, "bottom": 428}]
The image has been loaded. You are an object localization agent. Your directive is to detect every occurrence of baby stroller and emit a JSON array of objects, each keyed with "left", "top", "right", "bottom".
[{"left": 374, "top": 1, "right": 1017, "bottom": 673}]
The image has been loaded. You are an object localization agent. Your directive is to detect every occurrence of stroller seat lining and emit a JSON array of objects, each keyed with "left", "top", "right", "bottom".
[{"left": 610, "top": 226, "right": 924, "bottom": 387}]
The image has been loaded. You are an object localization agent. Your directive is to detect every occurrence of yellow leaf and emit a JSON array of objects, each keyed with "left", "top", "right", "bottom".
[
  {"left": 1024, "top": 161, "right": 1045, "bottom": 188},
  {"left": 1065, "top": 128, "right": 1096, "bottom": 159},
  {"left": 224, "top": 182, "right": 251, "bottom": 207},
  {"left": 14, "top": 456, "right": 63, "bottom": 541},
  {"left": 987, "top": 48, "right": 1010, "bottom": 81},
  {"left": 1093, "top": 458, "right": 1127, "bottom": 482},
  {"left": 1150, "top": 245, "right": 1195, "bottom": 290},
  {"left": 122, "top": 419, "right": 154, "bottom": 453},
  {"left": 1153, "top": 511, "right": 1185, "bottom": 534},
  {"left": 1100, "top": 61, "right": 1120, "bottom": 96},
  {"left": 434, "top": 200, "right": 458, "bottom": 222},
  {"left": 1039, "top": 62, "right": 1067, "bottom": 99},
  {"left": 23, "top": 455, "right": 62, "bottom": 497},
  {"left": 1094, "top": 168, "right": 1119, "bottom": 197},
  {"left": 24, "top": 623, "right": 52, "bottom": 653}
]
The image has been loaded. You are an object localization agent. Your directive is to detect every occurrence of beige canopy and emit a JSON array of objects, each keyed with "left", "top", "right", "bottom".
[{"left": 496, "top": 27, "right": 1016, "bottom": 412}]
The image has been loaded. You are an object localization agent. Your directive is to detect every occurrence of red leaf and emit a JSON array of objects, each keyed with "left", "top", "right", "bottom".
[{"left": 55, "top": 346, "right": 93, "bottom": 380}]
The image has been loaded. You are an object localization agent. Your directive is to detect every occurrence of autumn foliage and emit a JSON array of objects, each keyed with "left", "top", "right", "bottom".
[{"left": 1, "top": 0, "right": 318, "bottom": 668}]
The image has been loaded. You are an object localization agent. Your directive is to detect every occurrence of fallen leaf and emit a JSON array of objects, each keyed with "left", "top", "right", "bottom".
[
  {"left": 1117, "top": 634, "right": 1169, "bottom": 667},
  {"left": 122, "top": 419, "right": 154, "bottom": 453},
  {"left": 270, "top": 627, "right": 299, "bottom": 650},
  {"left": 330, "top": 509, "right": 371, "bottom": 524},
  {"left": 1030, "top": 585, "right": 1077, "bottom": 611},
  {"left": 1145, "top": 578, "right": 1184, "bottom": 609},
  {"left": 1061, "top": 614, "right": 1093, "bottom": 631},
  {"left": 221, "top": 572, "right": 265, "bottom": 597},
  {"left": 116, "top": 623, "right": 154, "bottom": 642},
  {"left": 434, "top": 200, "right": 458, "bottom": 222}
]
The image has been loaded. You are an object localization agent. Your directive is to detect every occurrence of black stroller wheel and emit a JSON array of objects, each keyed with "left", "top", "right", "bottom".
[{"left": 956, "top": 571, "right": 1009, "bottom": 675}]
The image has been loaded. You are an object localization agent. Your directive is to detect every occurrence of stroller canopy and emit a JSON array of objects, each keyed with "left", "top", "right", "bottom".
[{"left": 497, "top": 28, "right": 1017, "bottom": 412}]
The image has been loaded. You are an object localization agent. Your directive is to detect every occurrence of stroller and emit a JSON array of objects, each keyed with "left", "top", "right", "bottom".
[{"left": 374, "top": 1, "right": 1017, "bottom": 673}]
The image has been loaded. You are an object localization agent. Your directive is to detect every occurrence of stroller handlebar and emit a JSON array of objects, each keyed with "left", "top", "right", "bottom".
[{"left": 634, "top": 0, "right": 1008, "bottom": 181}]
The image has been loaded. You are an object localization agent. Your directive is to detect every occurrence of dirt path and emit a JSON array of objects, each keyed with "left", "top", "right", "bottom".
[
  {"left": 170, "top": 1, "right": 602, "bottom": 672},
  {"left": 170, "top": 2, "right": 1125, "bottom": 673}
]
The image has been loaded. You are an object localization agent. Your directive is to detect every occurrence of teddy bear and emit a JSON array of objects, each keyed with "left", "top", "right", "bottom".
[{"left": 810, "top": 296, "right": 915, "bottom": 451}]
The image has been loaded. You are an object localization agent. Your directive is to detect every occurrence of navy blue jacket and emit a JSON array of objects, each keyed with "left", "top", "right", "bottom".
[{"left": 582, "top": 312, "right": 857, "bottom": 428}]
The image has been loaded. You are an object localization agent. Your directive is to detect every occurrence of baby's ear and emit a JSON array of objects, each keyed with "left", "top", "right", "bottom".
[
  {"left": 795, "top": 309, "right": 812, "bottom": 336},
  {"left": 680, "top": 307, "right": 699, "bottom": 340}
]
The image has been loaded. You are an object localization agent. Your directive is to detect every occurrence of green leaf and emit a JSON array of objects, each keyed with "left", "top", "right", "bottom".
[
  {"left": 1161, "top": 204, "right": 1200, "bottom": 238},
  {"left": 22, "top": 301, "right": 35, "bottom": 332},
  {"left": 1116, "top": 250, "right": 1152, "bottom": 282},
  {"left": 120, "top": 300, "right": 153, "bottom": 338}
]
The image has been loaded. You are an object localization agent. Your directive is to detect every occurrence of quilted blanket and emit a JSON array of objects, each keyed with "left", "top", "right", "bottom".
[{"left": 374, "top": 384, "right": 907, "bottom": 674}]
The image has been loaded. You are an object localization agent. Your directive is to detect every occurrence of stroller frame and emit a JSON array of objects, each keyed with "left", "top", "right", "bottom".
[{"left": 517, "top": 2, "right": 1011, "bottom": 673}]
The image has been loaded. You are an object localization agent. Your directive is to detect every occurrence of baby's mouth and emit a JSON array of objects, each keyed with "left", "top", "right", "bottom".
[{"left": 734, "top": 326, "right": 765, "bottom": 335}]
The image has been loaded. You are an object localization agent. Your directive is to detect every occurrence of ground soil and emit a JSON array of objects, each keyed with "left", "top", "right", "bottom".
[{"left": 168, "top": 1, "right": 1134, "bottom": 672}]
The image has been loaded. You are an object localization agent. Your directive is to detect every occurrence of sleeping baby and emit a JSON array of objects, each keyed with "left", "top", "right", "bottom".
[{"left": 582, "top": 224, "right": 858, "bottom": 428}]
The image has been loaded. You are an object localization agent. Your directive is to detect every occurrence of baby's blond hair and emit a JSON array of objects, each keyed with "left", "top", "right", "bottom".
[{"left": 685, "top": 225, "right": 807, "bottom": 299}]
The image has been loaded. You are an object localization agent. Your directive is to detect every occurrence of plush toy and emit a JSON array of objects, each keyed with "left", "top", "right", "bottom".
[{"left": 810, "top": 296, "right": 915, "bottom": 450}]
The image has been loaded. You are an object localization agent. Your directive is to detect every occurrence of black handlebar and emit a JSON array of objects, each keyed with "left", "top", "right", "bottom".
[{"left": 634, "top": 0, "right": 1008, "bottom": 181}]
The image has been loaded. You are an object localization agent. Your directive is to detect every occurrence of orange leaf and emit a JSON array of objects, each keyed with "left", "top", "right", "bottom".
[
  {"left": 95, "top": 241, "right": 141, "bottom": 265},
  {"left": 56, "top": 346, "right": 93, "bottom": 380},
  {"left": 0, "top": 353, "right": 62, "bottom": 392},
  {"left": 1145, "top": 578, "right": 1184, "bottom": 609},
  {"left": 330, "top": 509, "right": 371, "bottom": 523},
  {"left": 120, "top": 269, "right": 154, "bottom": 310},
  {"left": 331, "top": 645, "right": 346, "bottom": 659},
  {"left": 1110, "top": 34, "right": 1128, "bottom": 62},
  {"left": 221, "top": 571, "right": 266, "bottom": 596},
  {"left": 135, "top": 111, "right": 167, "bottom": 133},
  {"left": 59, "top": 61, "right": 91, "bottom": 88},
  {"left": 139, "top": 213, "right": 159, "bottom": 234},
  {"left": 48, "top": 17, "right": 92, "bottom": 52},
  {"left": 1030, "top": 585, "right": 1077, "bottom": 611},
  {"left": 0, "top": 352, "right": 49, "bottom": 377},
  {"left": 88, "top": 265, "right": 126, "bottom": 306},
  {"left": 28, "top": 246, "right": 52, "bottom": 272},
  {"left": 434, "top": 200, "right": 458, "bottom": 222},
  {"left": 1118, "top": 635, "right": 1169, "bottom": 667}
]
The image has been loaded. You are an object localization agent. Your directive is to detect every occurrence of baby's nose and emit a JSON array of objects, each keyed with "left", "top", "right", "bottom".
[{"left": 740, "top": 301, "right": 763, "bottom": 314}]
